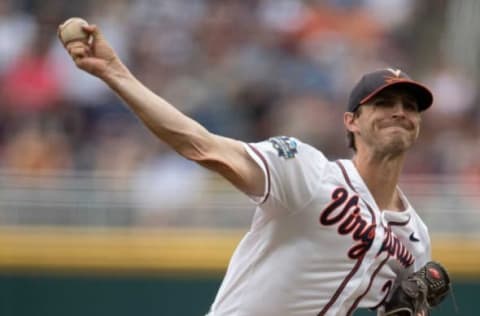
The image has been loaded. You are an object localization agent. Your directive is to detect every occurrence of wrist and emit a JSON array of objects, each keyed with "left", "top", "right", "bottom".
[{"left": 102, "top": 59, "right": 133, "bottom": 90}]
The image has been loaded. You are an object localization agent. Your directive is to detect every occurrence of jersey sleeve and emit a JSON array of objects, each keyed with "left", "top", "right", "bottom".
[{"left": 244, "top": 136, "right": 329, "bottom": 213}]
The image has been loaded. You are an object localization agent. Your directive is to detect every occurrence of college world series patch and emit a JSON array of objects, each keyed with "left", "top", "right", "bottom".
[{"left": 269, "top": 136, "right": 298, "bottom": 159}]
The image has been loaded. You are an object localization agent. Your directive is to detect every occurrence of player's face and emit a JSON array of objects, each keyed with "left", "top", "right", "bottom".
[{"left": 346, "top": 87, "right": 421, "bottom": 155}]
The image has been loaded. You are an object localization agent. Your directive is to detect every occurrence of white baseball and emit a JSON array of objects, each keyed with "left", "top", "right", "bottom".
[{"left": 58, "top": 17, "right": 90, "bottom": 45}]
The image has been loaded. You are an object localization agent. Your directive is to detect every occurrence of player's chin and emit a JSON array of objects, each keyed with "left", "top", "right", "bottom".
[
  {"left": 389, "top": 139, "right": 414, "bottom": 154},
  {"left": 382, "top": 135, "right": 416, "bottom": 154}
]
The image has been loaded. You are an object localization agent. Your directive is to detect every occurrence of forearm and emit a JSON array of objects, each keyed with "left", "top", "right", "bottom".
[
  {"left": 104, "top": 66, "right": 212, "bottom": 160},
  {"left": 60, "top": 22, "right": 265, "bottom": 196}
]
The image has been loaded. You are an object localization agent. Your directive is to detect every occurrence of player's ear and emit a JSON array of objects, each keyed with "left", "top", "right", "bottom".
[{"left": 344, "top": 112, "right": 359, "bottom": 133}]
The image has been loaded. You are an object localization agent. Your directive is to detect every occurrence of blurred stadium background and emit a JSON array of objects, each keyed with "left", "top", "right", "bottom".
[{"left": 0, "top": 0, "right": 478, "bottom": 315}]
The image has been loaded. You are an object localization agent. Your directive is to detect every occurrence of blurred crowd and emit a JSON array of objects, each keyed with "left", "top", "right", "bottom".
[{"left": 0, "top": 0, "right": 479, "bottom": 180}]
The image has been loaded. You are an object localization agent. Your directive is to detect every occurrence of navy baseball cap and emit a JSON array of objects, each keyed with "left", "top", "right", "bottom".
[{"left": 347, "top": 68, "right": 433, "bottom": 113}]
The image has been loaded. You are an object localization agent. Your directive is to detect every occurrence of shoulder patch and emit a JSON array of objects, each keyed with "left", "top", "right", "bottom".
[{"left": 269, "top": 136, "right": 298, "bottom": 159}]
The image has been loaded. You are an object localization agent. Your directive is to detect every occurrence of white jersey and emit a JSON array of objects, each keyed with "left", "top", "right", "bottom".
[{"left": 207, "top": 137, "right": 431, "bottom": 316}]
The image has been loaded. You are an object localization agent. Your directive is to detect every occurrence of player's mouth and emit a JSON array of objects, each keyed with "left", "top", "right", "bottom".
[
  {"left": 379, "top": 120, "right": 414, "bottom": 131},
  {"left": 385, "top": 125, "right": 410, "bottom": 132}
]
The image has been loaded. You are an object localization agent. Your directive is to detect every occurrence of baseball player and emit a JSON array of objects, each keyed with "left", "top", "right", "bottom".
[{"left": 62, "top": 24, "right": 450, "bottom": 316}]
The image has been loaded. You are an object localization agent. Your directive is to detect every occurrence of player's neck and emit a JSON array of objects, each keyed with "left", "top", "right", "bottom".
[{"left": 352, "top": 152, "right": 406, "bottom": 211}]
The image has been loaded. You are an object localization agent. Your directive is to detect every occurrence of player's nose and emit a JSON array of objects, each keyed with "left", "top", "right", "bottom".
[{"left": 391, "top": 102, "right": 407, "bottom": 118}]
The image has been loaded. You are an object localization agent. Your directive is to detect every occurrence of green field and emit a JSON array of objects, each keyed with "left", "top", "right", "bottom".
[
  {"left": 0, "top": 227, "right": 474, "bottom": 315},
  {"left": 0, "top": 273, "right": 469, "bottom": 316}
]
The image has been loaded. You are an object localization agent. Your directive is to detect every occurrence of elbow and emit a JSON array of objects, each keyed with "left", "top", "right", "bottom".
[
  {"left": 167, "top": 131, "right": 230, "bottom": 171},
  {"left": 172, "top": 133, "right": 216, "bottom": 163},
  {"left": 177, "top": 145, "right": 210, "bottom": 162}
]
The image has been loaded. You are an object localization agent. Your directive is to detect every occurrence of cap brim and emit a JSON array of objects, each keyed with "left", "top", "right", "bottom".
[{"left": 359, "top": 80, "right": 433, "bottom": 111}]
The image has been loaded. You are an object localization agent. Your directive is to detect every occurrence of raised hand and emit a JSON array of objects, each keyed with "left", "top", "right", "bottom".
[{"left": 59, "top": 23, "right": 127, "bottom": 80}]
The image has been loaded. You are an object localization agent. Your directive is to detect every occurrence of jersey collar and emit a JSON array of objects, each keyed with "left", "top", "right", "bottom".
[{"left": 337, "top": 159, "right": 412, "bottom": 223}]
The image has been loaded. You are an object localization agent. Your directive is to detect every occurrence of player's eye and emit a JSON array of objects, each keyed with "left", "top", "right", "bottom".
[
  {"left": 403, "top": 100, "right": 419, "bottom": 112},
  {"left": 373, "top": 98, "right": 389, "bottom": 107}
]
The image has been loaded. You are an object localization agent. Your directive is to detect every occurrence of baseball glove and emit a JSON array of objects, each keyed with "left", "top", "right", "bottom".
[{"left": 384, "top": 261, "right": 450, "bottom": 316}]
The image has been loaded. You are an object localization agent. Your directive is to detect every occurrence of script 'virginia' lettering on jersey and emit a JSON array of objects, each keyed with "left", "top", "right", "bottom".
[
  {"left": 319, "top": 187, "right": 376, "bottom": 259},
  {"left": 319, "top": 187, "right": 415, "bottom": 267},
  {"left": 377, "top": 229, "right": 415, "bottom": 267},
  {"left": 269, "top": 136, "right": 298, "bottom": 159}
]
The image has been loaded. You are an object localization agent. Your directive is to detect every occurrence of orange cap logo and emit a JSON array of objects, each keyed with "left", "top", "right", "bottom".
[{"left": 384, "top": 68, "right": 404, "bottom": 83}]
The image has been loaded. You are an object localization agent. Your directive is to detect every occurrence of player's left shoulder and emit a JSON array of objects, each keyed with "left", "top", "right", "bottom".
[
  {"left": 408, "top": 208, "right": 430, "bottom": 234},
  {"left": 405, "top": 208, "right": 432, "bottom": 261}
]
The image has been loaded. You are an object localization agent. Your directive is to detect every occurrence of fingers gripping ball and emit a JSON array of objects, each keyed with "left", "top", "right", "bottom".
[{"left": 58, "top": 17, "right": 90, "bottom": 45}]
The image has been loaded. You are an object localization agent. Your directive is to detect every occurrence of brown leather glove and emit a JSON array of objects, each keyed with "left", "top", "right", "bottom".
[{"left": 384, "top": 261, "right": 450, "bottom": 316}]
